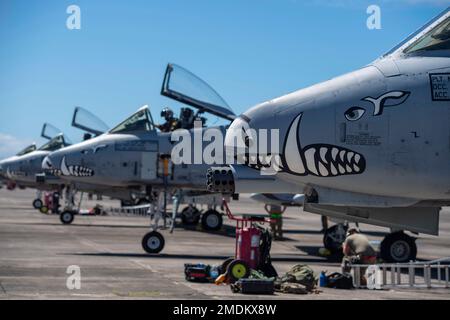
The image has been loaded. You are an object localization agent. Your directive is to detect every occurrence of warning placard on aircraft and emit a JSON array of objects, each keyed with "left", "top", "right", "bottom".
[{"left": 430, "top": 73, "right": 450, "bottom": 101}]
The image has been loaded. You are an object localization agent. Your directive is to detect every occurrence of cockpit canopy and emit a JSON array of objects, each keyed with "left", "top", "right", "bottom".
[
  {"left": 404, "top": 13, "right": 450, "bottom": 54},
  {"left": 161, "top": 64, "right": 235, "bottom": 121},
  {"left": 384, "top": 7, "right": 449, "bottom": 57},
  {"left": 72, "top": 107, "right": 110, "bottom": 136},
  {"left": 41, "top": 123, "right": 63, "bottom": 140},
  {"left": 109, "top": 106, "right": 155, "bottom": 134},
  {"left": 38, "top": 134, "right": 71, "bottom": 152},
  {"left": 16, "top": 144, "right": 37, "bottom": 156}
]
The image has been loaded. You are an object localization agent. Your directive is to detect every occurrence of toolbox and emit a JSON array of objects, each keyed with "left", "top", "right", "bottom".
[
  {"left": 231, "top": 279, "right": 275, "bottom": 294},
  {"left": 184, "top": 263, "right": 211, "bottom": 282}
]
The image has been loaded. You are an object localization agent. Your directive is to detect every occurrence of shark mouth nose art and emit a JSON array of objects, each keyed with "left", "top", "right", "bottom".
[
  {"left": 279, "top": 113, "right": 366, "bottom": 177},
  {"left": 60, "top": 156, "right": 94, "bottom": 177}
]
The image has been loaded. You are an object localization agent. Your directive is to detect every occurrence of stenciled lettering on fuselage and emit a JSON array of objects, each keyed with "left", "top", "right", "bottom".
[
  {"left": 429, "top": 73, "right": 450, "bottom": 101},
  {"left": 114, "top": 140, "right": 158, "bottom": 152}
]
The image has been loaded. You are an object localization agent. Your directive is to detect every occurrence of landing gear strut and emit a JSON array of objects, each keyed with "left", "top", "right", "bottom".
[
  {"left": 33, "top": 190, "right": 43, "bottom": 210},
  {"left": 380, "top": 231, "right": 417, "bottom": 263},
  {"left": 59, "top": 186, "right": 77, "bottom": 225},
  {"left": 142, "top": 192, "right": 166, "bottom": 254}
]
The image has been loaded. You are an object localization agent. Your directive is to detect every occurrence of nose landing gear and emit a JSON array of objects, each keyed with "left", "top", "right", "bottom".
[
  {"left": 141, "top": 231, "right": 165, "bottom": 254},
  {"left": 33, "top": 198, "right": 43, "bottom": 210},
  {"left": 60, "top": 210, "right": 75, "bottom": 225}
]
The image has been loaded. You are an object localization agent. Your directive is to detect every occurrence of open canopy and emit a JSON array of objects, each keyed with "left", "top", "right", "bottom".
[
  {"left": 109, "top": 106, "right": 155, "bottom": 134},
  {"left": 161, "top": 63, "right": 235, "bottom": 121},
  {"left": 72, "top": 106, "right": 110, "bottom": 136},
  {"left": 16, "top": 144, "right": 37, "bottom": 156},
  {"left": 38, "top": 134, "right": 71, "bottom": 152},
  {"left": 41, "top": 123, "right": 63, "bottom": 140}
]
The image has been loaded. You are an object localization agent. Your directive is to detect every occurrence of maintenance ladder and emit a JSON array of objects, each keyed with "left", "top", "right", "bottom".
[
  {"left": 351, "top": 257, "right": 450, "bottom": 290},
  {"left": 108, "top": 204, "right": 151, "bottom": 217}
]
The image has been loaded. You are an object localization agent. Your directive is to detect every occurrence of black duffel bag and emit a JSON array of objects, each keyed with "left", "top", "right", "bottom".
[{"left": 326, "top": 272, "right": 354, "bottom": 289}]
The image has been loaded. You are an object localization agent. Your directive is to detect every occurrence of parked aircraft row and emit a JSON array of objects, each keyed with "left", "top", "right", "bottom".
[{"left": 1, "top": 7, "right": 449, "bottom": 263}]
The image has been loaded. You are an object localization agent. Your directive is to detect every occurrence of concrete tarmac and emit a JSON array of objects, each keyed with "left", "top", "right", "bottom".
[{"left": 0, "top": 188, "right": 449, "bottom": 299}]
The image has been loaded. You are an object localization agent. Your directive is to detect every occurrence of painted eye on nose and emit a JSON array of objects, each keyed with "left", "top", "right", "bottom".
[{"left": 345, "top": 107, "right": 365, "bottom": 121}]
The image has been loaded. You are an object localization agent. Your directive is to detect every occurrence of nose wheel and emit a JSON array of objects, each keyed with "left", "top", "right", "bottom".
[
  {"left": 142, "top": 231, "right": 165, "bottom": 254},
  {"left": 380, "top": 231, "right": 417, "bottom": 263},
  {"left": 60, "top": 210, "right": 75, "bottom": 225},
  {"left": 32, "top": 199, "right": 43, "bottom": 210}
]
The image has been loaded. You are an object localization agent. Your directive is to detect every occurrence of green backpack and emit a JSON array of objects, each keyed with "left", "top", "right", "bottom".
[{"left": 277, "top": 264, "right": 317, "bottom": 291}]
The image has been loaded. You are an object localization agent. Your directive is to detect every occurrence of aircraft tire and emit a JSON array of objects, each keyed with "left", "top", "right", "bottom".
[
  {"left": 181, "top": 206, "right": 201, "bottom": 225},
  {"left": 60, "top": 211, "right": 75, "bottom": 225},
  {"left": 142, "top": 231, "right": 165, "bottom": 254},
  {"left": 380, "top": 231, "right": 417, "bottom": 263},
  {"left": 323, "top": 223, "right": 348, "bottom": 253},
  {"left": 33, "top": 199, "right": 43, "bottom": 209},
  {"left": 201, "top": 210, "right": 223, "bottom": 231}
]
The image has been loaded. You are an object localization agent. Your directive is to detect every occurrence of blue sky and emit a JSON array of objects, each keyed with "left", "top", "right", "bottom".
[{"left": 0, "top": 0, "right": 448, "bottom": 157}]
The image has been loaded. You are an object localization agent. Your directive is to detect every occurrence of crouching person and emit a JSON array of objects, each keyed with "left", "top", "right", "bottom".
[{"left": 341, "top": 228, "right": 377, "bottom": 286}]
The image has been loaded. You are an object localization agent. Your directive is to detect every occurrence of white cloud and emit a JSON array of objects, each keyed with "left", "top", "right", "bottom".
[{"left": 0, "top": 133, "right": 35, "bottom": 159}]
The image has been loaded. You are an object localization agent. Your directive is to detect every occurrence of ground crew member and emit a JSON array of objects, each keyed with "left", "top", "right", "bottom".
[
  {"left": 265, "top": 204, "right": 285, "bottom": 240},
  {"left": 341, "top": 228, "right": 377, "bottom": 284}
]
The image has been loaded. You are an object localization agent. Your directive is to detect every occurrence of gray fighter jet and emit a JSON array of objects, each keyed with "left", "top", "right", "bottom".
[
  {"left": 42, "top": 64, "right": 235, "bottom": 253},
  {"left": 207, "top": 8, "right": 450, "bottom": 262},
  {"left": 0, "top": 123, "right": 71, "bottom": 209}
]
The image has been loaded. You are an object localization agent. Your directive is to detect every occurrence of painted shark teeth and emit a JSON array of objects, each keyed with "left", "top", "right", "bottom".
[
  {"left": 60, "top": 157, "right": 94, "bottom": 177},
  {"left": 279, "top": 112, "right": 366, "bottom": 177}
]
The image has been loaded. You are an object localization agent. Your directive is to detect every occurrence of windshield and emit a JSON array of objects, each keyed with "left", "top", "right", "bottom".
[
  {"left": 109, "top": 107, "right": 154, "bottom": 134},
  {"left": 16, "top": 144, "right": 37, "bottom": 156},
  {"left": 161, "top": 64, "right": 235, "bottom": 121},
  {"left": 38, "top": 135, "right": 70, "bottom": 151},
  {"left": 72, "top": 107, "right": 110, "bottom": 136},
  {"left": 404, "top": 15, "right": 450, "bottom": 54}
]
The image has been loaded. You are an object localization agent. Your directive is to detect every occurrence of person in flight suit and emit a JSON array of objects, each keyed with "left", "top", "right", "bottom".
[{"left": 156, "top": 107, "right": 180, "bottom": 132}]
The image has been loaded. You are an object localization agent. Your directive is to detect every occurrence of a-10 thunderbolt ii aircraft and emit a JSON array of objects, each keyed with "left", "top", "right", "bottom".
[
  {"left": 42, "top": 63, "right": 236, "bottom": 253},
  {"left": 0, "top": 110, "right": 142, "bottom": 215},
  {"left": 0, "top": 143, "right": 37, "bottom": 190},
  {"left": 207, "top": 8, "right": 450, "bottom": 263},
  {"left": 0, "top": 123, "right": 72, "bottom": 209}
]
